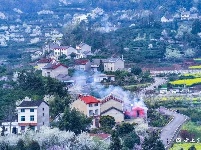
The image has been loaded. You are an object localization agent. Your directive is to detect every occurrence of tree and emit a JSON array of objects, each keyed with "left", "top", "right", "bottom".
[
  {"left": 184, "top": 48, "right": 195, "bottom": 58},
  {"left": 131, "top": 67, "right": 142, "bottom": 75},
  {"left": 191, "top": 19, "right": 201, "bottom": 35},
  {"left": 59, "top": 107, "right": 92, "bottom": 134},
  {"left": 27, "top": 140, "right": 40, "bottom": 150},
  {"left": 70, "top": 52, "right": 76, "bottom": 59},
  {"left": 99, "top": 115, "right": 115, "bottom": 129},
  {"left": 16, "top": 139, "right": 26, "bottom": 150},
  {"left": 188, "top": 145, "right": 196, "bottom": 150},
  {"left": 109, "top": 131, "right": 122, "bottom": 150},
  {"left": 142, "top": 132, "right": 165, "bottom": 150},
  {"left": 165, "top": 47, "right": 182, "bottom": 61},
  {"left": 98, "top": 59, "right": 104, "bottom": 72},
  {"left": 116, "top": 123, "right": 134, "bottom": 136},
  {"left": 123, "top": 132, "right": 140, "bottom": 149}
]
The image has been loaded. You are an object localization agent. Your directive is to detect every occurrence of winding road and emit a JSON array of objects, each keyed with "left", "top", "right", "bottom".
[{"left": 159, "top": 107, "right": 188, "bottom": 149}]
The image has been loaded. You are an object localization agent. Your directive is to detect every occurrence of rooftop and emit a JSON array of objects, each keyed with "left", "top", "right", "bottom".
[
  {"left": 78, "top": 95, "right": 100, "bottom": 104},
  {"left": 43, "top": 61, "right": 68, "bottom": 70},
  {"left": 37, "top": 58, "right": 52, "bottom": 63},
  {"left": 18, "top": 100, "right": 48, "bottom": 107},
  {"left": 75, "top": 59, "right": 89, "bottom": 65}
]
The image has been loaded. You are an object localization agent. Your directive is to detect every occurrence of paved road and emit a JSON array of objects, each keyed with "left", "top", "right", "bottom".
[
  {"left": 159, "top": 107, "right": 188, "bottom": 149},
  {"left": 139, "top": 77, "right": 166, "bottom": 96}
]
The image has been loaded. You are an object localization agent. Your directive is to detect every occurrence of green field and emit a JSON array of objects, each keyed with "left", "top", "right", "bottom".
[{"left": 170, "top": 143, "right": 201, "bottom": 150}]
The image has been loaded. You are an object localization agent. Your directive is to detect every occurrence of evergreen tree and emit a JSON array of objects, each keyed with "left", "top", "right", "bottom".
[
  {"left": 142, "top": 132, "right": 165, "bottom": 150},
  {"left": 27, "top": 140, "right": 40, "bottom": 150},
  {"left": 16, "top": 139, "right": 26, "bottom": 150},
  {"left": 99, "top": 115, "right": 115, "bottom": 129},
  {"left": 191, "top": 19, "right": 201, "bottom": 35},
  {"left": 98, "top": 59, "right": 104, "bottom": 72},
  {"left": 59, "top": 107, "right": 92, "bottom": 134},
  {"left": 188, "top": 145, "right": 196, "bottom": 150},
  {"left": 109, "top": 131, "right": 122, "bottom": 150}
]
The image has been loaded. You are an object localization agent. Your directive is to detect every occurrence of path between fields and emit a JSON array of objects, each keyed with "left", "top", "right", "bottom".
[{"left": 159, "top": 107, "right": 188, "bottom": 149}]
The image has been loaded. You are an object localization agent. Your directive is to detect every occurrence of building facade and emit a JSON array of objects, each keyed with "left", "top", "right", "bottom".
[
  {"left": 42, "top": 61, "right": 68, "bottom": 78},
  {"left": 103, "top": 58, "right": 124, "bottom": 72},
  {"left": 71, "top": 95, "right": 100, "bottom": 128}
]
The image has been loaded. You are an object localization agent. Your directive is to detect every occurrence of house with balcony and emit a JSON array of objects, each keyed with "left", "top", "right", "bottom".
[
  {"left": 42, "top": 60, "right": 68, "bottom": 78},
  {"left": 1, "top": 100, "right": 50, "bottom": 134},
  {"left": 17, "top": 100, "right": 49, "bottom": 133},
  {"left": 71, "top": 94, "right": 100, "bottom": 128}
]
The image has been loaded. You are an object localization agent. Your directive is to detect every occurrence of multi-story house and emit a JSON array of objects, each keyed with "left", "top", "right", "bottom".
[
  {"left": 102, "top": 57, "right": 124, "bottom": 72},
  {"left": 100, "top": 94, "right": 124, "bottom": 123},
  {"left": 42, "top": 60, "right": 68, "bottom": 78},
  {"left": 16, "top": 100, "right": 49, "bottom": 133},
  {"left": 71, "top": 94, "right": 100, "bottom": 128},
  {"left": 76, "top": 43, "right": 91, "bottom": 53},
  {"left": 53, "top": 46, "right": 77, "bottom": 60},
  {"left": 36, "top": 58, "right": 53, "bottom": 70},
  {"left": 74, "top": 59, "right": 91, "bottom": 71}
]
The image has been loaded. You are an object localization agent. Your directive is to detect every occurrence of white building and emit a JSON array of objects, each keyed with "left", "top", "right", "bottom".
[
  {"left": 74, "top": 59, "right": 91, "bottom": 71},
  {"left": 102, "top": 57, "right": 124, "bottom": 72},
  {"left": 53, "top": 46, "right": 77, "bottom": 60},
  {"left": 17, "top": 100, "right": 49, "bottom": 133},
  {"left": 42, "top": 60, "right": 68, "bottom": 78},
  {"left": 76, "top": 43, "right": 91, "bottom": 53}
]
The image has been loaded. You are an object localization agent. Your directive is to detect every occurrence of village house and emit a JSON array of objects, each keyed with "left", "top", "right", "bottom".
[
  {"left": 100, "top": 94, "right": 124, "bottom": 123},
  {"left": 17, "top": 100, "right": 49, "bottom": 133},
  {"left": 1, "top": 100, "right": 50, "bottom": 134},
  {"left": 74, "top": 59, "right": 91, "bottom": 71},
  {"left": 53, "top": 46, "right": 77, "bottom": 60},
  {"left": 102, "top": 57, "right": 124, "bottom": 72},
  {"left": 35, "top": 58, "right": 53, "bottom": 70},
  {"left": 76, "top": 43, "right": 91, "bottom": 53},
  {"left": 42, "top": 60, "right": 68, "bottom": 78},
  {"left": 71, "top": 94, "right": 101, "bottom": 128}
]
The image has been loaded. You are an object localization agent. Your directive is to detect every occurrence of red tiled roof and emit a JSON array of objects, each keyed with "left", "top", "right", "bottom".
[
  {"left": 37, "top": 58, "right": 52, "bottom": 63},
  {"left": 90, "top": 133, "right": 111, "bottom": 140},
  {"left": 79, "top": 95, "right": 100, "bottom": 104},
  {"left": 18, "top": 123, "right": 37, "bottom": 126},
  {"left": 75, "top": 59, "right": 89, "bottom": 65}
]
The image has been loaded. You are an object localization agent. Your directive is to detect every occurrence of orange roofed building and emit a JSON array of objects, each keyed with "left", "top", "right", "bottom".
[{"left": 71, "top": 94, "right": 100, "bottom": 128}]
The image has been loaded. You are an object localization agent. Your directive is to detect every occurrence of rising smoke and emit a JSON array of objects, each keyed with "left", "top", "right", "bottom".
[{"left": 69, "top": 70, "right": 147, "bottom": 110}]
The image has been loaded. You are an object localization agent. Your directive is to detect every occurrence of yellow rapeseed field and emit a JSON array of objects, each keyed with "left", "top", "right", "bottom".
[{"left": 170, "top": 78, "right": 201, "bottom": 86}]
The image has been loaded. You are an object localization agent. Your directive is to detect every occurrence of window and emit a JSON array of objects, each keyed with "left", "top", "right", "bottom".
[
  {"left": 30, "top": 115, "right": 34, "bottom": 121},
  {"left": 89, "top": 110, "right": 93, "bottom": 116},
  {"left": 55, "top": 52, "right": 57, "bottom": 55},
  {"left": 95, "top": 109, "right": 99, "bottom": 115},
  {"left": 47, "top": 72, "right": 50, "bottom": 76},
  {"left": 43, "top": 122, "right": 44, "bottom": 125},
  {"left": 89, "top": 104, "right": 93, "bottom": 107},
  {"left": 21, "top": 109, "right": 25, "bottom": 112},
  {"left": 21, "top": 116, "right": 25, "bottom": 121},
  {"left": 43, "top": 113, "right": 44, "bottom": 116},
  {"left": 94, "top": 103, "right": 98, "bottom": 106},
  {"left": 43, "top": 108, "right": 44, "bottom": 111},
  {"left": 30, "top": 109, "right": 34, "bottom": 112}
]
